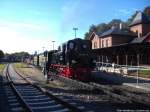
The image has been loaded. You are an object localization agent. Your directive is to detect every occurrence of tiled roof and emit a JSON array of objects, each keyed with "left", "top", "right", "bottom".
[
  {"left": 130, "top": 32, "right": 150, "bottom": 44},
  {"left": 100, "top": 27, "right": 136, "bottom": 38},
  {"left": 130, "top": 37, "right": 144, "bottom": 44},
  {"left": 129, "top": 11, "right": 150, "bottom": 27}
]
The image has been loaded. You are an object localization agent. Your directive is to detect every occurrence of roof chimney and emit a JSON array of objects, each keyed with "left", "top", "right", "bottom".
[{"left": 119, "top": 23, "right": 122, "bottom": 30}]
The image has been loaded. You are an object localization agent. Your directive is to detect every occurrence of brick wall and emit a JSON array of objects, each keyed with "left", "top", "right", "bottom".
[
  {"left": 130, "top": 23, "right": 150, "bottom": 37},
  {"left": 130, "top": 24, "right": 142, "bottom": 37},
  {"left": 112, "top": 35, "right": 134, "bottom": 45},
  {"left": 101, "top": 36, "right": 112, "bottom": 48},
  {"left": 142, "top": 24, "right": 150, "bottom": 36},
  {"left": 100, "top": 35, "right": 134, "bottom": 48},
  {"left": 91, "top": 35, "right": 101, "bottom": 49}
]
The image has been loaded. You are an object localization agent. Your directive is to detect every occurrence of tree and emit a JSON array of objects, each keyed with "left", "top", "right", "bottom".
[
  {"left": 108, "top": 19, "right": 122, "bottom": 28},
  {"left": 84, "top": 19, "right": 127, "bottom": 40},
  {"left": 96, "top": 23, "right": 109, "bottom": 33},
  {"left": 84, "top": 32, "right": 90, "bottom": 40},
  {"left": 126, "top": 11, "right": 139, "bottom": 25},
  {"left": 89, "top": 25, "right": 97, "bottom": 32},
  {"left": 84, "top": 25, "right": 97, "bottom": 40},
  {"left": 0, "top": 50, "right": 4, "bottom": 59},
  {"left": 144, "top": 6, "right": 150, "bottom": 18}
]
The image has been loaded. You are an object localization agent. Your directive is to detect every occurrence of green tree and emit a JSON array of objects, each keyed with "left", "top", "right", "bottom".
[
  {"left": 144, "top": 6, "right": 150, "bottom": 18},
  {"left": 0, "top": 50, "right": 4, "bottom": 59},
  {"left": 126, "top": 11, "right": 139, "bottom": 25},
  {"left": 108, "top": 19, "right": 122, "bottom": 28},
  {"left": 84, "top": 24, "right": 97, "bottom": 40},
  {"left": 84, "top": 19, "right": 127, "bottom": 40},
  {"left": 96, "top": 23, "right": 109, "bottom": 33},
  {"left": 84, "top": 6, "right": 150, "bottom": 40},
  {"left": 84, "top": 32, "right": 90, "bottom": 40}
]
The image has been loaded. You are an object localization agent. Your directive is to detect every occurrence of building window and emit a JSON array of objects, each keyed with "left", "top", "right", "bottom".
[
  {"left": 94, "top": 42, "right": 97, "bottom": 48},
  {"left": 106, "top": 39, "right": 108, "bottom": 47},
  {"left": 102, "top": 40, "right": 104, "bottom": 48}
]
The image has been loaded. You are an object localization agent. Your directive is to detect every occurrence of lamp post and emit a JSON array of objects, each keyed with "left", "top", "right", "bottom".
[
  {"left": 73, "top": 27, "right": 78, "bottom": 38},
  {"left": 52, "top": 41, "right": 55, "bottom": 51}
]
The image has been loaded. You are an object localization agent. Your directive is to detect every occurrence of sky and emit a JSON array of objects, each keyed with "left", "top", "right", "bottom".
[{"left": 0, "top": 0, "right": 149, "bottom": 54}]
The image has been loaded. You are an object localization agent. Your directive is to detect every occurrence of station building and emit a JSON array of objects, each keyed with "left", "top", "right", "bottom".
[{"left": 90, "top": 11, "right": 150, "bottom": 66}]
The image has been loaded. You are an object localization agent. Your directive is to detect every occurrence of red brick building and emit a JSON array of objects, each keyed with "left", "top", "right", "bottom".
[
  {"left": 91, "top": 11, "right": 150, "bottom": 65},
  {"left": 89, "top": 32, "right": 101, "bottom": 49}
]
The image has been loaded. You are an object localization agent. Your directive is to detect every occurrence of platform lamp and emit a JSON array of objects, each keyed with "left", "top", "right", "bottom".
[
  {"left": 52, "top": 41, "right": 55, "bottom": 51},
  {"left": 73, "top": 27, "right": 78, "bottom": 38}
]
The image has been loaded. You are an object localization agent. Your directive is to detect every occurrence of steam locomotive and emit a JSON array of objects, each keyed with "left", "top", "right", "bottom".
[
  {"left": 32, "top": 38, "right": 94, "bottom": 81},
  {"left": 47, "top": 38, "right": 94, "bottom": 81}
]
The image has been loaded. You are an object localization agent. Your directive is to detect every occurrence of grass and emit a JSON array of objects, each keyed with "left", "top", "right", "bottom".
[
  {"left": 0, "top": 64, "right": 5, "bottom": 74},
  {"left": 14, "top": 62, "right": 28, "bottom": 68},
  {"left": 139, "top": 69, "right": 150, "bottom": 77}
]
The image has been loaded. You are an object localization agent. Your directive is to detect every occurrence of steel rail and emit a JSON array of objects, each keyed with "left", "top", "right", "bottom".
[
  {"left": 13, "top": 64, "right": 82, "bottom": 112},
  {"left": 5, "top": 64, "right": 33, "bottom": 112}
]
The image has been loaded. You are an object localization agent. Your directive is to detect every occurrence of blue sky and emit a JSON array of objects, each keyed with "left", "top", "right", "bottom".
[{"left": 0, "top": 0, "right": 149, "bottom": 54}]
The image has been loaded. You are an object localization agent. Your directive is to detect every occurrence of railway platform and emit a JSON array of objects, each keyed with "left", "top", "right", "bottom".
[{"left": 92, "top": 71, "right": 150, "bottom": 91}]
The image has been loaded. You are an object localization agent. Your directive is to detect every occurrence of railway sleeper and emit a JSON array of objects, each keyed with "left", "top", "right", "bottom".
[{"left": 122, "top": 92, "right": 150, "bottom": 107}]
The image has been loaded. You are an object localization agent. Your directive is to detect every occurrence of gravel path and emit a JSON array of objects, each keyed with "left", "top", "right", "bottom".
[{"left": 14, "top": 64, "right": 150, "bottom": 112}]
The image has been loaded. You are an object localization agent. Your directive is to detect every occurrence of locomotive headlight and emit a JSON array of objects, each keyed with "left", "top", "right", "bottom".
[
  {"left": 69, "top": 42, "right": 74, "bottom": 49},
  {"left": 72, "top": 60, "right": 77, "bottom": 64}
]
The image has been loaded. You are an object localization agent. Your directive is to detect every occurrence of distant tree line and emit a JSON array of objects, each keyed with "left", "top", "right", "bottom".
[
  {"left": 0, "top": 50, "right": 4, "bottom": 59},
  {"left": 0, "top": 50, "right": 30, "bottom": 62},
  {"left": 84, "top": 6, "right": 150, "bottom": 40},
  {"left": 6, "top": 52, "right": 30, "bottom": 62}
]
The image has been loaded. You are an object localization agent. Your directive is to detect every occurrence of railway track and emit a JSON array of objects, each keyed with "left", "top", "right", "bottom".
[
  {"left": 4, "top": 64, "right": 82, "bottom": 112},
  {"left": 50, "top": 72, "right": 150, "bottom": 108}
]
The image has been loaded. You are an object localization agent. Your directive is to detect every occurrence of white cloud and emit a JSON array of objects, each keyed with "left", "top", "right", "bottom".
[{"left": 114, "top": 8, "right": 139, "bottom": 18}]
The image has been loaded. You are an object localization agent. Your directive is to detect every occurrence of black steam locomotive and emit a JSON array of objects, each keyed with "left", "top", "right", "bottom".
[
  {"left": 31, "top": 38, "right": 94, "bottom": 81},
  {"left": 47, "top": 38, "right": 94, "bottom": 81}
]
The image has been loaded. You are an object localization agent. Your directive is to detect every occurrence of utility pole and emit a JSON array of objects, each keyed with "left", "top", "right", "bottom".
[{"left": 73, "top": 27, "right": 78, "bottom": 38}]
